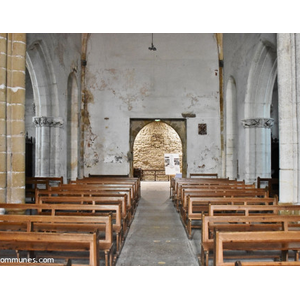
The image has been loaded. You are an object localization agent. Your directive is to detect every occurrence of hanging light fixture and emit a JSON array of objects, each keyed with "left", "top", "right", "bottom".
[{"left": 148, "top": 33, "right": 157, "bottom": 51}]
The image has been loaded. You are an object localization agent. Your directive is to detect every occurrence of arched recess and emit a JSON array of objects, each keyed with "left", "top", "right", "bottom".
[
  {"left": 26, "top": 40, "right": 63, "bottom": 177},
  {"left": 133, "top": 121, "right": 183, "bottom": 180},
  {"left": 67, "top": 72, "right": 79, "bottom": 181},
  {"left": 242, "top": 40, "right": 277, "bottom": 183},
  {"left": 26, "top": 40, "right": 59, "bottom": 116},
  {"left": 130, "top": 119, "right": 187, "bottom": 178},
  {"left": 25, "top": 67, "right": 36, "bottom": 177},
  {"left": 225, "top": 76, "right": 238, "bottom": 179}
]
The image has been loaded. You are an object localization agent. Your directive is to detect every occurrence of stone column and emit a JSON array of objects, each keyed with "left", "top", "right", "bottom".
[
  {"left": 34, "top": 116, "right": 50, "bottom": 176},
  {"left": 33, "top": 116, "right": 63, "bottom": 177},
  {"left": 277, "top": 33, "right": 300, "bottom": 203},
  {"left": 0, "top": 34, "right": 26, "bottom": 203},
  {"left": 242, "top": 118, "right": 274, "bottom": 184},
  {"left": 50, "top": 117, "right": 64, "bottom": 177},
  {"left": 0, "top": 34, "right": 8, "bottom": 203}
]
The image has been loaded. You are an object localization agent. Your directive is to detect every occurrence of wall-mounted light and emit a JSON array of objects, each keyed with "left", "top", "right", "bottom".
[{"left": 148, "top": 33, "right": 157, "bottom": 51}]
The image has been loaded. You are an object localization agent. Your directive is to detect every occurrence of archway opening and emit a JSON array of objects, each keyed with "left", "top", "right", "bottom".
[
  {"left": 25, "top": 68, "right": 35, "bottom": 177},
  {"left": 133, "top": 121, "right": 183, "bottom": 181},
  {"left": 271, "top": 77, "right": 279, "bottom": 179}
]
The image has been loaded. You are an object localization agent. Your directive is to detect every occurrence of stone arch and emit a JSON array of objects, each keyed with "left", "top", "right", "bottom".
[
  {"left": 25, "top": 66, "right": 36, "bottom": 139},
  {"left": 225, "top": 76, "right": 238, "bottom": 179},
  {"left": 133, "top": 121, "right": 183, "bottom": 180},
  {"left": 242, "top": 40, "right": 277, "bottom": 183},
  {"left": 244, "top": 39, "right": 277, "bottom": 118},
  {"left": 26, "top": 40, "right": 59, "bottom": 116},
  {"left": 130, "top": 119, "right": 187, "bottom": 178},
  {"left": 26, "top": 53, "right": 41, "bottom": 116},
  {"left": 67, "top": 72, "right": 79, "bottom": 181},
  {"left": 25, "top": 40, "right": 63, "bottom": 177}
]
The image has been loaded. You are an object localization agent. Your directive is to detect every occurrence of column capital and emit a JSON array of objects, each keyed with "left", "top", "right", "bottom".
[
  {"left": 33, "top": 116, "right": 64, "bottom": 128},
  {"left": 242, "top": 118, "right": 274, "bottom": 129}
]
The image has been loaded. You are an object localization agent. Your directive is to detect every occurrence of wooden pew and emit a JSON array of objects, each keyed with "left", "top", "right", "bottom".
[
  {"left": 180, "top": 181, "right": 254, "bottom": 201},
  {"left": 234, "top": 260, "right": 300, "bottom": 266},
  {"left": 0, "top": 231, "right": 100, "bottom": 266},
  {"left": 80, "top": 176, "right": 140, "bottom": 201},
  {"left": 36, "top": 189, "right": 129, "bottom": 223},
  {"left": 201, "top": 214, "right": 300, "bottom": 266},
  {"left": 214, "top": 231, "right": 300, "bottom": 266},
  {"left": 172, "top": 177, "right": 231, "bottom": 202},
  {"left": 174, "top": 179, "right": 253, "bottom": 210},
  {"left": 182, "top": 187, "right": 271, "bottom": 231},
  {"left": 64, "top": 182, "right": 137, "bottom": 215},
  {"left": 189, "top": 173, "right": 218, "bottom": 178},
  {"left": 37, "top": 194, "right": 130, "bottom": 239},
  {"left": 0, "top": 214, "right": 113, "bottom": 266},
  {"left": 25, "top": 178, "right": 49, "bottom": 203},
  {"left": 0, "top": 202, "right": 123, "bottom": 260},
  {"left": 208, "top": 203, "right": 300, "bottom": 217},
  {"left": 257, "top": 176, "right": 279, "bottom": 198},
  {"left": 179, "top": 183, "right": 260, "bottom": 215},
  {"left": 26, "top": 176, "right": 63, "bottom": 203},
  {"left": 45, "top": 185, "right": 134, "bottom": 224},
  {"left": 186, "top": 196, "right": 277, "bottom": 239}
]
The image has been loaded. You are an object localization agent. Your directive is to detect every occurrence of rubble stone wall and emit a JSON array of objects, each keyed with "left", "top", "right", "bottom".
[{"left": 133, "top": 121, "right": 182, "bottom": 181}]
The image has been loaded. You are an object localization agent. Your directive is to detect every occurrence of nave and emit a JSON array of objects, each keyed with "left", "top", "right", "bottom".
[{"left": 116, "top": 181, "right": 200, "bottom": 266}]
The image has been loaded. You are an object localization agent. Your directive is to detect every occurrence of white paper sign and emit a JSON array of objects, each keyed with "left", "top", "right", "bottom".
[{"left": 164, "top": 153, "right": 180, "bottom": 175}]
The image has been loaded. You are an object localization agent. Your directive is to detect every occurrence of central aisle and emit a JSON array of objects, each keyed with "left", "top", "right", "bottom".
[{"left": 116, "top": 181, "right": 199, "bottom": 266}]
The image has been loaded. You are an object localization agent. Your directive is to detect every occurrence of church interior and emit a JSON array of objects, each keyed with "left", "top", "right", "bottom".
[{"left": 1, "top": 2, "right": 300, "bottom": 297}]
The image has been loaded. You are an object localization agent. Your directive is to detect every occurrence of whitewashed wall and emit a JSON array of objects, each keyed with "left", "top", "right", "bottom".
[
  {"left": 85, "top": 33, "right": 221, "bottom": 176},
  {"left": 223, "top": 33, "right": 277, "bottom": 183}
]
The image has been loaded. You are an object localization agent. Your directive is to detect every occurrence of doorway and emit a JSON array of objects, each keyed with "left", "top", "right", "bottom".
[{"left": 130, "top": 119, "right": 187, "bottom": 179}]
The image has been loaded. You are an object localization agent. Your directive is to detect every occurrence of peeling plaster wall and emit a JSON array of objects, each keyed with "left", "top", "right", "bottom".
[
  {"left": 85, "top": 33, "right": 221, "bottom": 176},
  {"left": 223, "top": 33, "right": 277, "bottom": 181}
]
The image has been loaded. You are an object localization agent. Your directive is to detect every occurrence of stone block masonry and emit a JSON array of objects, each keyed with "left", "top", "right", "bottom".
[{"left": 0, "top": 34, "right": 26, "bottom": 203}]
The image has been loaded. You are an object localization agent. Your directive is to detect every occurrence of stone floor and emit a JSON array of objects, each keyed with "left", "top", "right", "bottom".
[{"left": 116, "top": 181, "right": 201, "bottom": 266}]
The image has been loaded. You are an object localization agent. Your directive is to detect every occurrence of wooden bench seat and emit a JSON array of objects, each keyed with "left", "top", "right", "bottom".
[
  {"left": 214, "top": 231, "right": 300, "bottom": 266},
  {"left": 25, "top": 176, "right": 63, "bottom": 203},
  {"left": 25, "top": 179, "right": 49, "bottom": 203},
  {"left": 257, "top": 176, "right": 279, "bottom": 198},
  {"left": 185, "top": 196, "right": 277, "bottom": 239},
  {"left": 49, "top": 184, "right": 136, "bottom": 217},
  {"left": 172, "top": 178, "right": 233, "bottom": 201},
  {"left": 171, "top": 177, "right": 229, "bottom": 199},
  {"left": 179, "top": 186, "right": 269, "bottom": 216},
  {"left": 86, "top": 175, "right": 140, "bottom": 195},
  {"left": 0, "top": 202, "right": 123, "bottom": 260},
  {"left": 76, "top": 177, "right": 140, "bottom": 201},
  {"left": 0, "top": 214, "right": 114, "bottom": 266},
  {"left": 189, "top": 173, "right": 218, "bottom": 178},
  {"left": 208, "top": 204, "right": 300, "bottom": 216},
  {"left": 37, "top": 193, "right": 130, "bottom": 235},
  {"left": 38, "top": 188, "right": 133, "bottom": 227},
  {"left": 0, "top": 230, "right": 100, "bottom": 266},
  {"left": 234, "top": 260, "right": 300, "bottom": 266},
  {"left": 201, "top": 214, "right": 300, "bottom": 266},
  {"left": 178, "top": 181, "right": 253, "bottom": 203}
]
